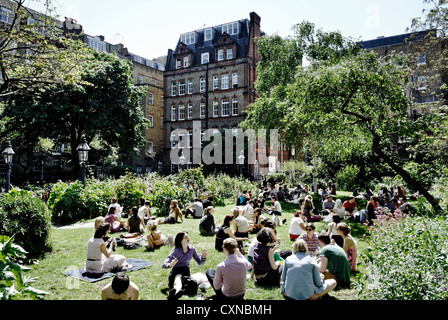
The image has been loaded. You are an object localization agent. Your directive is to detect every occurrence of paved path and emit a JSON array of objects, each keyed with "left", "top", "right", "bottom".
[{"left": 54, "top": 221, "right": 94, "bottom": 229}]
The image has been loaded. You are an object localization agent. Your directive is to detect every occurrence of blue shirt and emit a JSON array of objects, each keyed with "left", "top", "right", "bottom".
[
  {"left": 281, "top": 252, "right": 326, "bottom": 300},
  {"left": 162, "top": 245, "right": 206, "bottom": 269}
]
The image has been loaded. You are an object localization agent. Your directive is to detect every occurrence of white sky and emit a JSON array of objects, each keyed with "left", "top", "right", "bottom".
[{"left": 24, "top": 0, "right": 428, "bottom": 60}]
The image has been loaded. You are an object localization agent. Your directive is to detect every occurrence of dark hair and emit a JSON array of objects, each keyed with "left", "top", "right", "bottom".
[
  {"left": 264, "top": 219, "right": 276, "bottom": 230},
  {"left": 317, "top": 231, "right": 331, "bottom": 245},
  {"left": 94, "top": 223, "right": 110, "bottom": 238},
  {"left": 108, "top": 206, "right": 116, "bottom": 215},
  {"left": 139, "top": 197, "right": 145, "bottom": 206},
  {"left": 332, "top": 215, "right": 341, "bottom": 224},
  {"left": 111, "top": 273, "right": 130, "bottom": 295},
  {"left": 256, "top": 227, "right": 274, "bottom": 246},
  {"left": 222, "top": 215, "right": 234, "bottom": 227},
  {"left": 131, "top": 206, "right": 138, "bottom": 216},
  {"left": 174, "top": 231, "right": 188, "bottom": 248},
  {"left": 145, "top": 200, "right": 151, "bottom": 206}
]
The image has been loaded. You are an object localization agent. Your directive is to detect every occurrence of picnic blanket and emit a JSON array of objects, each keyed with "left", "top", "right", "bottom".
[{"left": 63, "top": 258, "right": 153, "bottom": 283}]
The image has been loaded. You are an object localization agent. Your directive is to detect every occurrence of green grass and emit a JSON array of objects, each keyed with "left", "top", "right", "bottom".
[{"left": 29, "top": 192, "right": 369, "bottom": 301}]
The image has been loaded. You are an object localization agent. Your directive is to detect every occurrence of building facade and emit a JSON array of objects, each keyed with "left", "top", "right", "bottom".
[{"left": 163, "top": 12, "right": 263, "bottom": 175}]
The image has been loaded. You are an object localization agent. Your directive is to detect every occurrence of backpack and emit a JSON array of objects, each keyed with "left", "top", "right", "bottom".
[{"left": 181, "top": 276, "right": 198, "bottom": 296}]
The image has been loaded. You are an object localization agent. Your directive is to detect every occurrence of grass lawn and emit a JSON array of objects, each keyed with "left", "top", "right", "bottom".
[{"left": 29, "top": 191, "right": 369, "bottom": 301}]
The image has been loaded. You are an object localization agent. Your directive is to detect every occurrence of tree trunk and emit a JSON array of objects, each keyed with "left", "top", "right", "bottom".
[{"left": 371, "top": 141, "right": 444, "bottom": 214}]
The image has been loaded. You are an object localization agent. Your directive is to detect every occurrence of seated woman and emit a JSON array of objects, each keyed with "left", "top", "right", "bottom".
[
  {"left": 146, "top": 220, "right": 166, "bottom": 250},
  {"left": 337, "top": 223, "right": 357, "bottom": 271},
  {"left": 105, "top": 206, "right": 126, "bottom": 233},
  {"left": 301, "top": 195, "right": 323, "bottom": 222},
  {"left": 249, "top": 208, "right": 265, "bottom": 234},
  {"left": 120, "top": 207, "right": 146, "bottom": 239},
  {"left": 215, "top": 215, "right": 249, "bottom": 252},
  {"left": 252, "top": 227, "right": 283, "bottom": 287},
  {"left": 281, "top": 239, "right": 336, "bottom": 300},
  {"left": 298, "top": 223, "right": 320, "bottom": 257},
  {"left": 85, "top": 223, "right": 129, "bottom": 274}
]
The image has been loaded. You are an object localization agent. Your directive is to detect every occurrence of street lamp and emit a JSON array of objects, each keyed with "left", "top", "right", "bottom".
[
  {"left": 76, "top": 134, "right": 90, "bottom": 187},
  {"left": 179, "top": 150, "right": 186, "bottom": 172},
  {"left": 2, "top": 140, "right": 15, "bottom": 192},
  {"left": 238, "top": 150, "right": 245, "bottom": 177}
]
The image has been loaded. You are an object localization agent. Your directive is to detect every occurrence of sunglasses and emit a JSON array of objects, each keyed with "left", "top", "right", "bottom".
[{"left": 306, "top": 228, "right": 313, "bottom": 231}]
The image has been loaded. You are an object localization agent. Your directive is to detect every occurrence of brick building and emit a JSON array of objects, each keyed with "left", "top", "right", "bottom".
[{"left": 163, "top": 12, "right": 267, "bottom": 175}]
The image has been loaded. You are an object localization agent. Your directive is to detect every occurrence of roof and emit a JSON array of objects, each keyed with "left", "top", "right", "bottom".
[{"left": 360, "top": 30, "right": 432, "bottom": 49}]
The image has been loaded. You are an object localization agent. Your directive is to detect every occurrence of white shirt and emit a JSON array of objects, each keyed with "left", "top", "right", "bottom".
[
  {"left": 272, "top": 200, "right": 282, "bottom": 212},
  {"left": 289, "top": 217, "right": 305, "bottom": 236}
]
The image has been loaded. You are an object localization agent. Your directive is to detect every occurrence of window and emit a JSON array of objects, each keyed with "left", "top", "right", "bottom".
[
  {"left": 148, "top": 115, "right": 154, "bottom": 127},
  {"left": 417, "top": 76, "right": 427, "bottom": 90},
  {"left": 161, "top": 117, "right": 164, "bottom": 129},
  {"left": 180, "top": 32, "right": 196, "bottom": 45},
  {"left": 188, "top": 130, "right": 193, "bottom": 148},
  {"left": 171, "top": 106, "right": 177, "bottom": 121},
  {"left": 179, "top": 81, "right": 186, "bottom": 95},
  {"left": 221, "top": 74, "right": 229, "bottom": 90},
  {"left": 213, "top": 76, "right": 219, "bottom": 90},
  {"left": 86, "top": 36, "right": 106, "bottom": 52},
  {"left": 178, "top": 105, "right": 186, "bottom": 120},
  {"left": 187, "top": 103, "right": 193, "bottom": 119},
  {"left": 148, "top": 141, "right": 154, "bottom": 153},
  {"left": 171, "top": 131, "right": 177, "bottom": 148},
  {"left": 232, "top": 98, "right": 238, "bottom": 115},
  {"left": 222, "top": 22, "right": 239, "bottom": 35},
  {"left": 222, "top": 99, "right": 229, "bottom": 116},
  {"left": 0, "top": 7, "right": 14, "bottom": 24},
  {"left": 417, "top": 53, "right": 426, "bottom": 66},
  {"left": 183, "top": 56, "right": 189, "bottom": 67},
  {"left": 179, "top": 131, "right": 186, "bottom": 149},
  {"left": 148, "top": 92, "right": 154, "bottom": 105},
  {"left": 201, "top": 52, "right": 209, "bottom": 64},
  {"left": 137, "top": 74, "right": 144, "bottom": 84},
  {"left": 227, "top": 48, "right": 234, "bottom": 60},
  {"left": 213, "top": 101, "right": 219, "bottom": 117},
  {"left": 200, "top": 103, "right": 206, "bottom": 119},
  {"left": 176, "top": 59, "right": 181, "bottom": 69},
  {"left": 218, "top": 49, "right": 224, "bottom": 61},
  {"left": 171, "top": 82, "right": 177, "bottom": 96},
  {"left": 200, "top": 78, "right": 206, "bottom": 92},
  {"left": 187, "top": 80, "right": 193, "bottom": 94},
  {"left": 232, "top": 73, "right": 238, "bottom": 87},
  {"left": 204, "top": 28, "right": 213, "bottom": 41}
]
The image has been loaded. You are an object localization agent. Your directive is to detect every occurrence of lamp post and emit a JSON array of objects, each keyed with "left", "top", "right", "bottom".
[
  {"left": 76, "top": 134, "right": 90, "bottom": 187},
  {"left": 179, "top": 150, "right": 186, "bottom": 173},
  {"left": 2, "top": 140, "right": 15, "bottom": 192},
  {"left": 238, "top": 150, "right": 245, "bottom": 177}
]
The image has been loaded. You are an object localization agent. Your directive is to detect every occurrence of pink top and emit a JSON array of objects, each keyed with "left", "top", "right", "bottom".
[{"left": 214, "top": 254, "right": 252, "bottom": 297}]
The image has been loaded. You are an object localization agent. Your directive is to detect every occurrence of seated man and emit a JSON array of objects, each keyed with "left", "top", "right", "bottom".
[
  {"left": 206, "top": 238, "right": 252, "bottom": 300},
  {"left": 343, "top": 196, "right": 358, "bottom": 217},
  {"left": 101, "top": 273, "right": 140, "bottom": 300},
  {"left": 185, "top": 198, "right": 203, "bottom": 219},
  {"left": 317, "top": 231, "right": 351, "bottom": 288},
  {"left": 322, "top": 195, "right": 335, "bottom": 215},
  {"left": 199, "top": 206, "right": 217, "bottom": 236}
]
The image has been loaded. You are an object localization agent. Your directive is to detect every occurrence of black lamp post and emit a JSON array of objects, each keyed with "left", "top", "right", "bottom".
[
  {"left": 76, "top": 134, "right": 90, "bottom": 187},
  {"left": 2, "top": 140, "right": 15, "bottom": 192}
]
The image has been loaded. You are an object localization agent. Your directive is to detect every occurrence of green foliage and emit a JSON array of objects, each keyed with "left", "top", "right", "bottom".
[
  {"left": 283, "top": 160, "right": 313, "bottom": 186},
  {"left": 175, "top": 166, "right": 205, "bottom": 196},
  {"left": 0, "top": 188, "right": 52, "bottom": 259},
  {"left": 266, "top": 172, "right": 287, "bottom": 186},
  {"left": 0, "top": 235, "right": 47, "bottom": 300},
  {"left": 150, "top": 179, "right": 193, "bottom": 216},
  {"left": 358, "top": 214, "right": 448, "bottom": 300},
  {"left": 204, "top": 174, "right": 258, "bottom": 206},
  {"left": 335, "top": 164, "right": 360, "bottom": 191},
  {"left": 114, "top": 173, "right": 149, "bottom": 212}
]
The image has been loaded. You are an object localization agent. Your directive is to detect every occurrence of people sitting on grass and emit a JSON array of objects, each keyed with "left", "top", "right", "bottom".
[
  {"left": 336, "top": 223, "right": 357, "bottom": 271},
  {"left": 168, "top": 200, "right": 184, "bottom": 223},
  {"left": 85, "top": 223, "right": 129, "bottom": 274},
  {"left": 206, "top": 238, "right": 252, "bottom": 301},
  {"left": 162, "top": 231, "right": 207, "bottom": 290},
  {"left": 126, "top": 206, "right": 146, "bottom": 235},
  {"left": 327, "top": 214, "right": 343, "bottom": 248},
  {"left": 137, "top": 197, "right": 151, "bottom": 226},
  {"left": 108, "top": 197, "right": 123, "bottom": 219},
  {"left": 268, "top": 195, "right": 282, "bottom": 216},
  {"left": 184, "top": 198, "right": 203, "bottom": 219},
  {"left": 232, "top": 207, "right": 250, "bottom": 254},
  {"left": 252, "top": 227, "right": 283, "bottom": 287},
  {"left": 322, "top": 195, "right": 335, "bottom": 215},
  {"left": 101, "top": 273, "right": 140, "bottom": 300},
  {"left": 281, "top": 239, "right": 336, "bottom": 300},
  {"left": 215, "top": 215, "right": 249, "bottom": 252},
  {"left": 249, "top": 208, "right": 265, "bottom": 234},
  {"left": 199, "top": 206, "right": 217, "bottom": 236},
  {"left": 302, "top": 195, "right": 323, "bottom": 222},
  {"left": 298, "top": 223, "right": 320, "bottom": 257},
  {"left": 317, "top": 231, "right": 351, "bottom": 288},
  {"left": 145, "top": 220, "right": 167, "bottom": 250},
  {"left": 343, "top": 196, "right": 359, "bottom": 218},
  {"left": 289, "top": 210, "right": 307, "bottom": 241},
  {"left": 105, "top": 206, "right": 126, "bottom": 233}
]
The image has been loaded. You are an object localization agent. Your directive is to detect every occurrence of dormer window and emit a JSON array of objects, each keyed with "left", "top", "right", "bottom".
[
  {"left": 204, "top": 28, "right": 213, "bottom": 41},
  {"left": 180, "top": 32, "right": 197, "bottom": 45},
  {"left": 222, "top": 21, "right": 239, "bottom": 35}
]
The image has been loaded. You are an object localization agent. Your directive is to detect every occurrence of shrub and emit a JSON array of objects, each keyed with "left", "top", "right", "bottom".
[
  {"left": 0, "top": 235, "right": 47, "bottom": 300},
  {"left": 358, "top": 214, "right": 448, "bottom": 300},
  {"left": 0, "top": 188, "right": 52, "bottom": 259},
  {"left": 114, "top": 173, "right": 150, "bottom": 212},
  {"left": 335, "top": 164, "right": 360, "bottom": 191},
  {"left": 47, "top": 180, "right": 85, "bottom": 225},
  {"left": 150, "top": 179, "right": 193, "bottom": 216}
]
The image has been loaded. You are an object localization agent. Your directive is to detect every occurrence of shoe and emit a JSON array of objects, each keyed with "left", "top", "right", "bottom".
[{"left": 282, "top": 219, "right": 287, "bottom": 225}]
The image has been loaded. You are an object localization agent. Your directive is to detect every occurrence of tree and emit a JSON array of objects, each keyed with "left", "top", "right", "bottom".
[
  {"left": 242, "top": 21, "right": 444, "bottom": 213},
  {"left": 4, "top": 49, "right": 148, "bottom": 179}
]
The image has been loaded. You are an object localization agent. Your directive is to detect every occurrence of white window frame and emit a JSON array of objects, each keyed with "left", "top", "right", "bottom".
[
  {"left": 171, "top": 82, "right": 177, "bottom": 96},
  {"left": 201, "top": 52, "right": 209, "bottom": 64},
  {"left": 200, "top": 78, "right": 206, "bottom": 92},
  {"left": 187, "top": 80, "right": 193, "bottom": 94},
  {"left": 147, "top": 141, "right": 154, "bottom": 153},
  {"left": 227, "top": 48, "right": 234, "bottom": 60},
  {"left": 0, "top": 7, "right": 14, "bottom": 25},
  {"left": 204, "top": 28, "right": 213, "bottom": 41},
  {"left": 148, "top": 92, "right": 154, "bottom": 105},
  {"left": 221, "top": 99, "right": 230, "bottom": 117},
  {"left": 179, "top": 81, "right": 186, "bottom": 96},
  {"left": 178, "top": 104, "right": 186, "bottom": 120},
  {"left": 171, "top": 106, "right": 177, "bottom": 121},
  {"left": 187, "top": 103, "right": 193, "bottom": 119},
  {"left": 232, "top": 98, "right": 238, "bottom": 116},
  {"left": 218, "top": 49, "right": 224, "bottom": 61},
  {"left": 200, "top": 103, "right": 206, "bottom": 119},
  {"left": 148, "top": 115, "right": 154, "bottom": 127},
  {"left": 221, "top": 74, "right": 229, "bottom": 90},
  {"left": 213, "top": 76, "right": 219, "bottom": 90},
  {"left": 188, "top": 130, "right": 193, "bottom": 148},
  {"left": 183, "top": 56, "right": 189, "bottom": 67},
  {"left": 176, "top": 59, "right": 181, "bottom": 69},
  {"left": 180, "top": 32, "right": 196, "bottom": 45},
  {"left": 213, "top": 101, "right": 219, "bottom": 117},
  {"left": 232, "top": 73, "right": 238, "bottom": 87},
  {"left": 222, "top": 21, "right": 239, "bottom": 35}
]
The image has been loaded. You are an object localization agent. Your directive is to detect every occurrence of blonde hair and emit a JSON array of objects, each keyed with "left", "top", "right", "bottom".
[
  {"left": 292, "top": 239, "right": 308, "bottom": 254},
  {"left": 94, "top": 216, "right": 105, "bottom": 230},
  {"left": 337, "top": 222, "right": 351, "bottom": 236}
]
